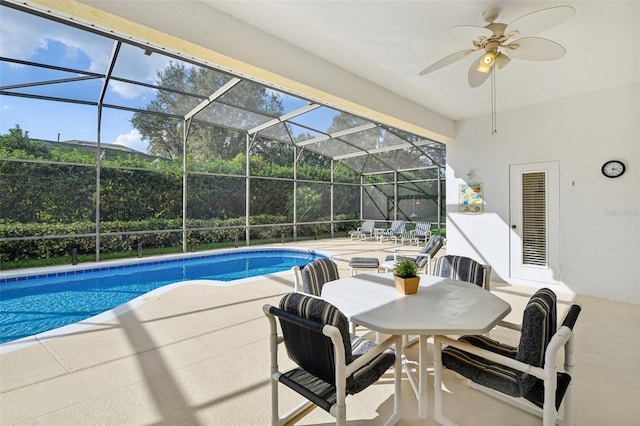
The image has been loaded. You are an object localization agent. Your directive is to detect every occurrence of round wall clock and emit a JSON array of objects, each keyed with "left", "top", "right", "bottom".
[{"left": 601, "top": 160, "right": 625, "bottom": 178}]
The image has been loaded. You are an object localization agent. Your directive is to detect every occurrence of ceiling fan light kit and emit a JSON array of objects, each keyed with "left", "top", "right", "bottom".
[
  {"left": 477, "top": 51, "right": 496, "bottom": 72},
  {"left": 419, "top": 5, "right": 575, "bottom": 134}
]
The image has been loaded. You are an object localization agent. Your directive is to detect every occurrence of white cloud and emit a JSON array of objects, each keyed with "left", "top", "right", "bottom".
[
  {"left": 114, "top": 129, "right": 149, "bottom": 153},
  {"left": 1, "top": 6, "right": 170, "bottom": 96}
]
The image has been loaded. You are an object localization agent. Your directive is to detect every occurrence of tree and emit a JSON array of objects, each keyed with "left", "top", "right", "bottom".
[
  {"left": 0, "top": 124, "right": 50, "bottom": 159},
  {"left": 131, "top": 62, "right": 286, "bottom": 164}
]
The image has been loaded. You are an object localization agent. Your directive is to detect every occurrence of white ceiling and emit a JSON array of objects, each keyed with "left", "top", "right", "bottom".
[{"left": 202, "top": 0, "right": 639, "bottom": 121}]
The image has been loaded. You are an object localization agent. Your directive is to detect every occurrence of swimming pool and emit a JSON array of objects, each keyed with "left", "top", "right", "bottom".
[{"left": 0, "top": 248, "right": 327, "bottom": 346}]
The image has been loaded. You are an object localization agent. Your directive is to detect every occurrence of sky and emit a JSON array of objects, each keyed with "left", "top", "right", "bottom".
[
  {"left": 0, "top": 5, "right": 172, "bottom": 153},
  {"left": 0, "top": 4, "right": 395, "bottom": 158}
]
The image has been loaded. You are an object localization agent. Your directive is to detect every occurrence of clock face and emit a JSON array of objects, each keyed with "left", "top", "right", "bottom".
[{"left": 601, "top": 160, "right": 625, "bottom": 178}]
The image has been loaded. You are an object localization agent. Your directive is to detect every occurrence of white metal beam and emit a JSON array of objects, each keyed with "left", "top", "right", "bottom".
[{"left": 184, "top": 77, "right": 241, "bottom": 120}]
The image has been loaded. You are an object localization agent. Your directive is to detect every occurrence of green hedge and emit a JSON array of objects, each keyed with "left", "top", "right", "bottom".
[{"left": 0, "top": 214, "right": 358, "bottom": 263}]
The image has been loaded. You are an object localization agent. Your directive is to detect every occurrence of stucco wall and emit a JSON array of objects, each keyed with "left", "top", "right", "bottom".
[{"left": 447, "top": 84, "right": 640, "bottom": 303}]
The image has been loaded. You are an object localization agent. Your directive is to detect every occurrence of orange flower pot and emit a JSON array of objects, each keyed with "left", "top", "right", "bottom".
[{"left": 394, "top": 275, "right": 420, "bottom": 295}]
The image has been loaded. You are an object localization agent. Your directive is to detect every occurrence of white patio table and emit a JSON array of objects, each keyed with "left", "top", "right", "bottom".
[{"left": 321, "top": 272, "right": 511, "bottom": 420}]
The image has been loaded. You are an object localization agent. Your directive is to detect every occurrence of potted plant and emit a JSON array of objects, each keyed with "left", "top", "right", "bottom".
[{"left": 393, "top": 259, "right": 420, "bottom": 294}]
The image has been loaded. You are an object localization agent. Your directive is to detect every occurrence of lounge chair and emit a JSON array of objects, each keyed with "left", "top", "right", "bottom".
[
  {"left": 382, "top": 234, "right": 444, "bottom": 274},
  {"left": 378, "top": 220, "right": 406, "bottom": 243},
  {"left": 400, "top": 221, "right": 431, "bottom": 245},
  {"left": 347, "top": 220, "right": 376, "bottom": 241}
]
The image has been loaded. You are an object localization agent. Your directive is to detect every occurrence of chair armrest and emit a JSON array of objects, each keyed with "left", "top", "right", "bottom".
[
  {"left": 561, "top": 304, "right": 581, "bottom": 330},
  {"left": 322, "top": 327, "right": 398, "bottom": 376},
  {"left": 291, "top": 266, "right": 302, "bottom": 293},
  {"left": 393, "top": 247, "right": 422, "bottom": 254},
  {"left": 496, "top": 320, "right": 522, "bottom": 331},
  {"left": 544, "top": 325, "right": 574, "bottom": 366},
  {"left": 345, "top": 334, "right": 400, "bottom": 376},
  {"left": 392, "top": 248, "right": 422, "bottom": 261},
  {"left": 545, "top": 304, "right": 581, "bottom": 365}
]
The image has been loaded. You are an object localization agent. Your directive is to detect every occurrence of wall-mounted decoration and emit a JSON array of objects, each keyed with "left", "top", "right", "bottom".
[
  {"left": 601, "top": 160, "right": 625, "bottom": 178},
  {"left": 459, "top": 183, "right": 483, "bottom": 214}
]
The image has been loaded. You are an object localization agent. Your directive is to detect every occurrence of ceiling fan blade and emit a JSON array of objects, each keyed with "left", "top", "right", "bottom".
[
  {"left": 505, "top": 37, "right": 566, "bottom": 61},
  {"left": 495, "top": 52, "right": 511, "bottom": 69},
  {"left": 507, "top": 6, "right": 575, "bottom": 38},
  {"left": 419, "top": 49, "right": 477, "bottom": 76},
  {"left": 468, "top": 57, "right": 491, "bottom": 88},
  {"left": 448, "top": 25, "right": 493, "bottom": 40}
]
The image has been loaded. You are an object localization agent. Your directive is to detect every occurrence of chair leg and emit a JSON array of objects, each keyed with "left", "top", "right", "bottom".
[
  {"left": 433, "top": 337, "right": 445, "bottom": 423},
  {"left": 562, "top": 335, "right": 576, "bottom": 426},
  {"left": 271, "top": 374, "right": 279, "bottom": 426},
  {"left": 384, "top": 335, "right": 403, "bottom": 425},
  {"left": 433, "top": 338, "right": 462, "bottom": 426}
]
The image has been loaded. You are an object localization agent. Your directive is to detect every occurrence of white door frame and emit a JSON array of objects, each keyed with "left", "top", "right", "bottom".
[{"left": 509, "top": 161, "right": 560, "bottom": 284}]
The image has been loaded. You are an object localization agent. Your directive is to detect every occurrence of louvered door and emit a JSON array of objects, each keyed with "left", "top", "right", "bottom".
[{"left": 510, "top": 162, "right": 559, "bottom": 283}]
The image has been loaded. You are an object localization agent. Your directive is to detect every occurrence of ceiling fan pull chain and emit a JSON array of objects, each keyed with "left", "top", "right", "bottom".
[{"left": 491, "top": 69, "right": 497, "bottom": 135}]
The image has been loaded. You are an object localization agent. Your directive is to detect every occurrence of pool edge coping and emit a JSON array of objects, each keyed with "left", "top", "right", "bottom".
[{"left": 0, "top": 247, "right": 338, "bottom": 354}]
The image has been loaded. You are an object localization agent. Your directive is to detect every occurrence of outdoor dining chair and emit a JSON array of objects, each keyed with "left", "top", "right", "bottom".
[
  {"left": 291, "top": 258, "right": 340, "bottom": 296},
  {"left": 434, "top": 288, "right": 582, "bottom": 426},
  {"left": 432, "top": 254, "right": 491, "bottom": 290},
  {"left": 263, "top": 292, "right": 402, "bottom": 425},
  {"left": 292, "top": 258, "right": 365, "bottom": 334}
]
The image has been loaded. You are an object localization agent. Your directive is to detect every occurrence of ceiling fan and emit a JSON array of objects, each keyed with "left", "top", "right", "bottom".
[{"left": 419, "top": 6, "right": 575, "bottom": 87}]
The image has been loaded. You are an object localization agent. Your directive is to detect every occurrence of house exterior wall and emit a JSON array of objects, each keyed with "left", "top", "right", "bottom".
[{"left": 446, "top": 84, "right": 639, "bottom": 303}]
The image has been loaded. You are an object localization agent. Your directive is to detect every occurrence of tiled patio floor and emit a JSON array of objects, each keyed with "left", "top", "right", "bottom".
[{"left": 1, "top": 238, "right": 638, "bottom": 425}]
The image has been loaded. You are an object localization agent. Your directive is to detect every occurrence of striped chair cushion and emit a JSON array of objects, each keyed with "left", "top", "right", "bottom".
[
  {"left": 280, "top": 292, "right": 351, "bottom": 361},
  {"left": 415, "top": 235, "right": 444, "bottom": 268},
  {"left": 516, "top": 288, "right": 557, "bottom": 393},
  {"left": 349, "top": 257, "right": 379, "bottom": 268},
  {"left": 432, "top": 255, "right": 485, "bottom": 287},
  {"left": 300, "top": 258, "right": 340, "bottom": 296},
  {"left": 348, "top": 220, "right": 375, "bottom": 236},
  {"left": 414, "top": 221, "right": 431, "bottom": 237},
  {"left": 348, "top": 334, "right": 395, "bottom": 394},
  {"left": 442, "top": 340, "right": 521, "bottom": 396},
  {"left": 442, "top": 288, "right": 558, "bottom": 397},
  {"left": 380, "top": 220, "right": 406, "bottom": 236},
  {"left": 278, "top": 293, "right": 395, "bottom": 396}
]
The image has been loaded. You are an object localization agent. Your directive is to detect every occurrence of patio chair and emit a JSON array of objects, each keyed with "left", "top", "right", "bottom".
[
  {"left": 382, "top": 234, "right": 444, "bottom": 274},
  {"left": 263, "top": 292, "right": 402, "bottom": 425},
  {"left": 292, "top": 258, "right": 365, "bottom": 333},
  {"left": 291, "top": 258, "right": 340, "bottom": 296},
  {"left": 432, "top": 254, "right": 491, "bottom": 290},
  {"left": 378, "top": 220, "right": 406, "bottom": 243},
  {"left": 291, "top": 258, "right": 340, "bottom": 295},
  {"left": 400, "top": 221, "right": 432, "bottom": 246},
  {"left": 347, "top": 220, "right": 376, "bottom": 241},
  {"left": 434, "top": 288, "right": 582, "bottom": 426}
]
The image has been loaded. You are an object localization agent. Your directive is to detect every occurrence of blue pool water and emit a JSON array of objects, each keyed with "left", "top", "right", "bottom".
[{"left": 0, "top": 249, "right": 326, "bottom": 344}]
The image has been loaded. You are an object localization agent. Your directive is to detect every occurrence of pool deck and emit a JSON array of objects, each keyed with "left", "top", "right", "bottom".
[{"left": 1, "top": 238, "right": 639, "bottom": 425}]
